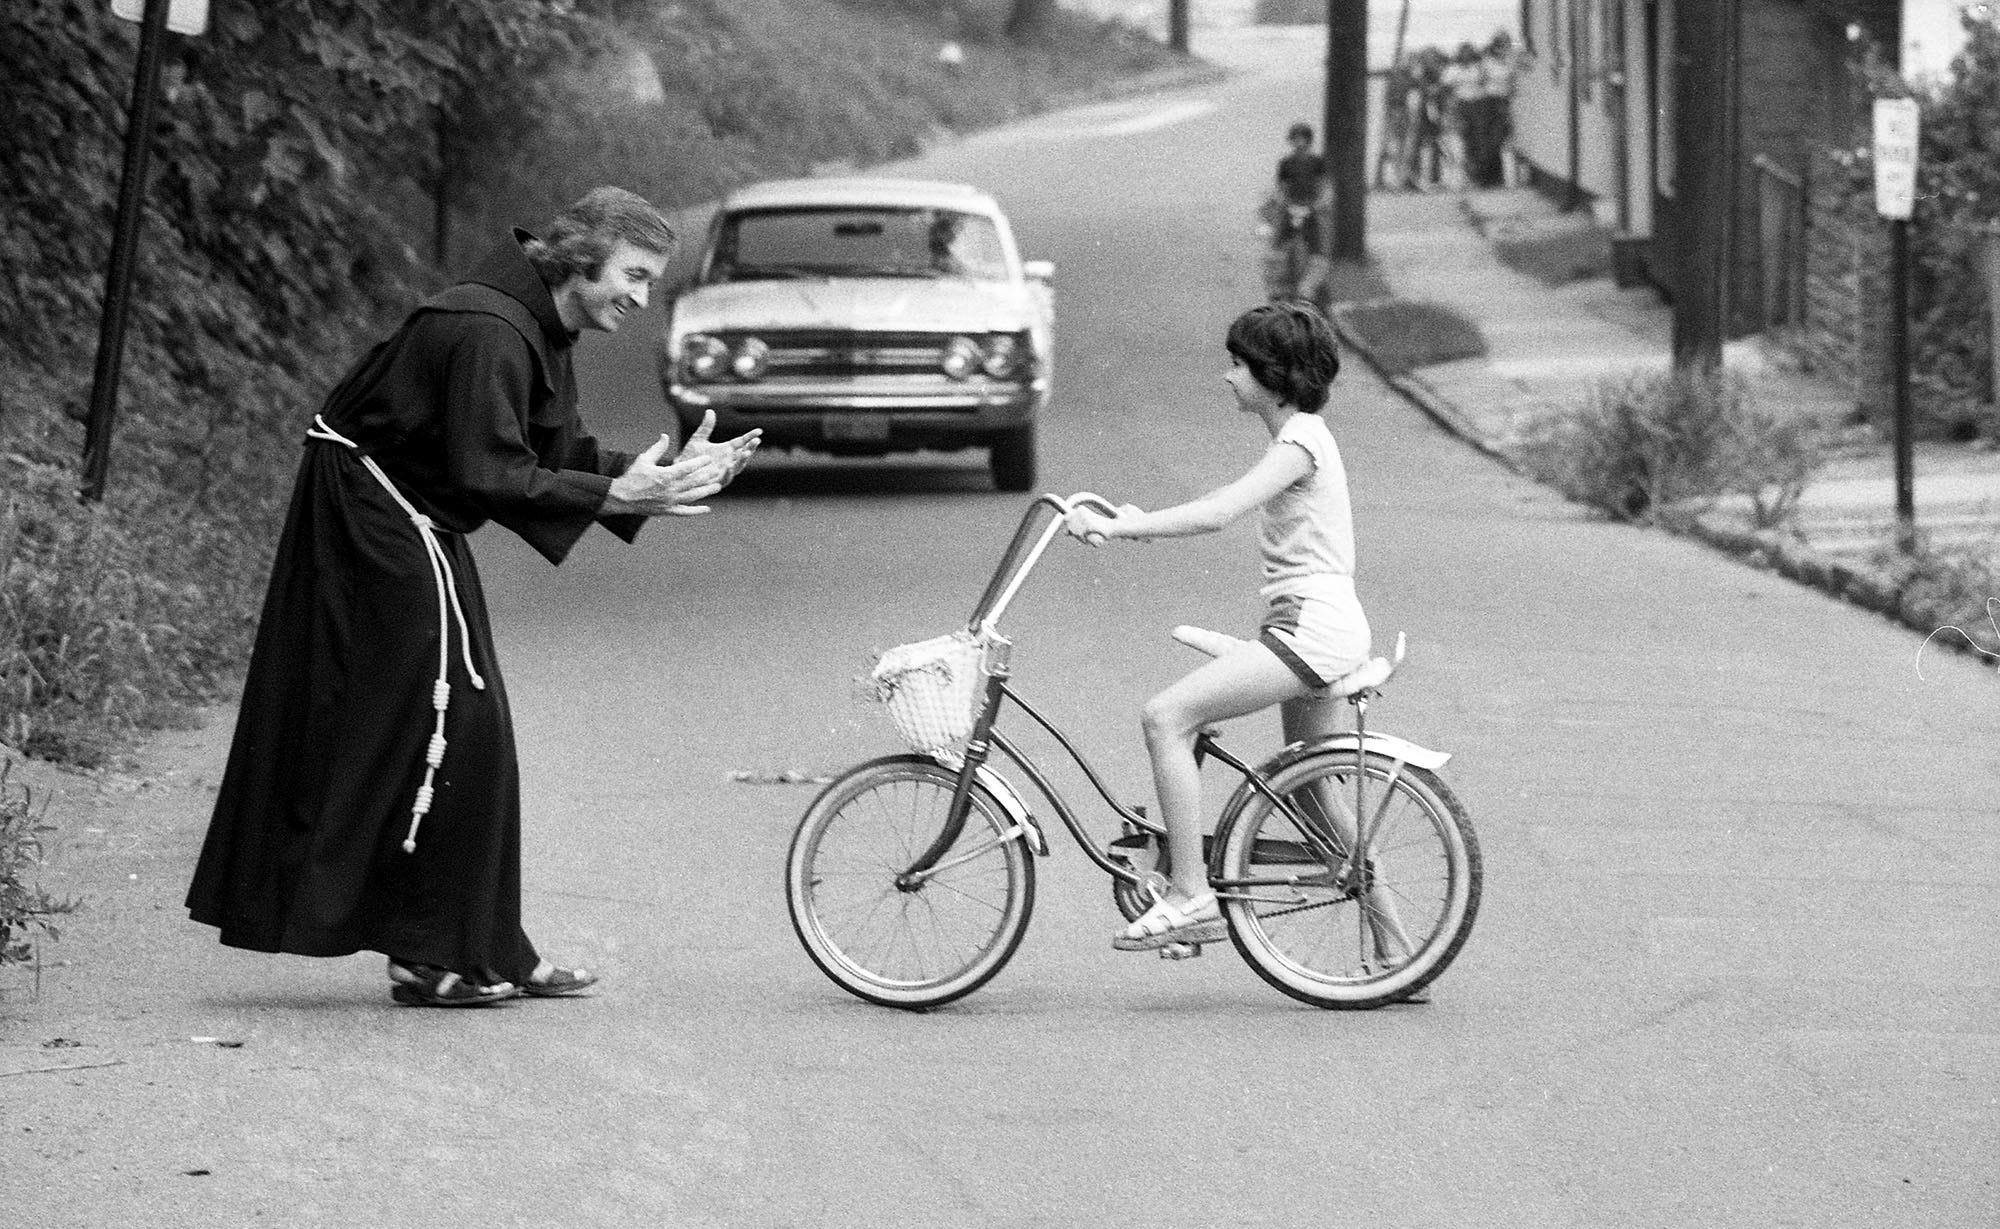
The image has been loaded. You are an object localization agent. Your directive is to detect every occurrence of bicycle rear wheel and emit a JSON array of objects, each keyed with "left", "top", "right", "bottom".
[
  {"left": 786, "top": 756, "right": 1035, "bottom": 1010},
  {"left": 1216, "top": 749, "right": 1479, "bottom": 1009}
]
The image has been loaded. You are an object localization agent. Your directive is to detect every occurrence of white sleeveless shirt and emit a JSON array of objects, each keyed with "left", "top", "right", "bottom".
[{"left": 1257, "top": 411, "right": 1356, "bottom": 606}]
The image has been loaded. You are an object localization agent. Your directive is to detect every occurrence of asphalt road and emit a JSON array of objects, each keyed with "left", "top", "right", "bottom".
[{"left": 4, "top": 26, "right": 1995, "bottom": 1229}]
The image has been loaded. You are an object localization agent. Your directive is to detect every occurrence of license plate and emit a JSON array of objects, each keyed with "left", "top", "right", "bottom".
[{"left": 824, "top": 414, "right": 889, "bottom": 442}]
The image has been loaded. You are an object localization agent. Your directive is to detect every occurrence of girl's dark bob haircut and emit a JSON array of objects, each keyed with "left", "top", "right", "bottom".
[{"left": 1225, "top": 303, "right": 1341, "bottom": 412}]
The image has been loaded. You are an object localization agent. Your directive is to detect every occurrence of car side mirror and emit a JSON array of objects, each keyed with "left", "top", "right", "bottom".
[{"left": 1022, "top": 259, "right": 1055, "bottom": 283}]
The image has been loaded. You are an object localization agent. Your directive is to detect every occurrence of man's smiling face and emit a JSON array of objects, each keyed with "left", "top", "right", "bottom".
[{"left": 559, "top": 240, "right": 670, "bottom": 334}]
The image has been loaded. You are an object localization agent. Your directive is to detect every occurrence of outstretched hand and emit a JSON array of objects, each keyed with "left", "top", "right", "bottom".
[
  {"left": 676, "top": 411, "right": 761, "bottom": 487},
  {"left": 607, "top": 412, "right": 761, "bottom": 517}
]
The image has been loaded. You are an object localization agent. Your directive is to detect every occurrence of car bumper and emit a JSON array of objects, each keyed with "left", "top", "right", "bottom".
[{"left": 667, "top": 376, "right": 1046, "bottom": 450}]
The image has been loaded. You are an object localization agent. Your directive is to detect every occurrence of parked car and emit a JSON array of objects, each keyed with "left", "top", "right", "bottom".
[{"left": 658, "top": 177, "right": 1055, "bottom": 491}]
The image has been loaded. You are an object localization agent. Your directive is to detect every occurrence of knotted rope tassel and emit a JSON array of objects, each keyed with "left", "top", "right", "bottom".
[{"left": 307, "top": 416, "right": 486, "bottom": 853}]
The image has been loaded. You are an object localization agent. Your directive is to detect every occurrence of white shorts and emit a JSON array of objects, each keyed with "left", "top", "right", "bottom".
[{"left": 1258, "top": 589, "right": 1371, "bottom": 691}]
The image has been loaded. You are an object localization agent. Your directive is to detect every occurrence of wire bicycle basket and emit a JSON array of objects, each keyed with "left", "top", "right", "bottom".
[{"left": 867, "top": 631, "right": 987, "bottom": 767}]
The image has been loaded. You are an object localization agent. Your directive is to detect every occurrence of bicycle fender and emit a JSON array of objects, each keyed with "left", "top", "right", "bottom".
[
  {"left": 970, "top": 763, "right": 1049, "bottom": 857},
  {"left": 1214, "top": 732, "right": 1452, "bottom": 850},
  {"left": 1311, "top": 731, "right": 1451, "bottom": 772}
]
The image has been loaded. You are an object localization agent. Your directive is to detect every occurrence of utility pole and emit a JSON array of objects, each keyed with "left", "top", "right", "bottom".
[
  {"left": 1325, "top": 0, "right": 1369, "bottom": 261},
  {"left": 1168, "top": 0, "right": 1189, "bottom": 53},
  {"left": 1669, "top": 0, "right": 1738, "bottom": 368}
]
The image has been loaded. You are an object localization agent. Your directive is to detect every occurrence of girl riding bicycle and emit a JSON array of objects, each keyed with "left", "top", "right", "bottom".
[{"left": 1065, "top": 302, "right": 1376, "bottom": 952}]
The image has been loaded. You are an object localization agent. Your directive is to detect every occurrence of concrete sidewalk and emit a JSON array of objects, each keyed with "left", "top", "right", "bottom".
[{"left": 1336, "top": 184, "right": 2000, "bottom": 642}]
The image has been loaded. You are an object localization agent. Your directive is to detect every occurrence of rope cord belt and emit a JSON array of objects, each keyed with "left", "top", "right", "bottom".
[{"left": 307, "top": 415, "right": 487, "bottom": 853}]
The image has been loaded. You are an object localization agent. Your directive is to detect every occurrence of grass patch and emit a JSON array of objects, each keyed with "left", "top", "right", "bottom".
[
  {"left": 1868, "top": 544, "right": 2000, "bottom": 660},
  {"left": 1, "top": 759, "right": 79, "bottom": 979},
  {"left": 1335, "top": 299, "right": 1486, "bottom": 376}
]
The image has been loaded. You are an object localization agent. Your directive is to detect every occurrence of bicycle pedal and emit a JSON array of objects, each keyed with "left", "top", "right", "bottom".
[{"left": 1159, "top": 942, "right": 1203, "bottom": 961}]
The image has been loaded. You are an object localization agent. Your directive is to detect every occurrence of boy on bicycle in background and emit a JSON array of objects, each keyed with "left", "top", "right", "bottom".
[{"left": 1259, "top": 123, "right": 1332, "bottom": 304}]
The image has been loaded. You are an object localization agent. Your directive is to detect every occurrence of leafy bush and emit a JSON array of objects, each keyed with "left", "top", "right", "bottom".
[
  {"left": 1814, "top": 13, "right": 2000, "bottom": 438},
  {"left": 0, "top": 760, "right": 79, "bottom": 971},
  {"left": 1510, "top": 366, "right": 1831, "bottom": 525}
]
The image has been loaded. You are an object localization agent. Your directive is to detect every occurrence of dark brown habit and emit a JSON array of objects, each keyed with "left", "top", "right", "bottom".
[{"left": 186, "top": 231, "right": 643, "bottom": 985}]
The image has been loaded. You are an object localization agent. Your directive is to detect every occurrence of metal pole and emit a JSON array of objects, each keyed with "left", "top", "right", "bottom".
[
  {"left": 1890, "top": 215, "right": 1916, "bottom": 548},
  {"left": 81, "top": 0, "right": 173, "bottom": 503},
  {"left": 1168, "top": 0, "right": 1189, "bottom": 53},
  {"left": 1985, "top": 222, "right": 2000, "bottom": 409}
]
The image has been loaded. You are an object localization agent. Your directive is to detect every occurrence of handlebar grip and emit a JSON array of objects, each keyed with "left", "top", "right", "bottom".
[{"left": 1061, "top": 491, "right": 1120, "bottom": 516}]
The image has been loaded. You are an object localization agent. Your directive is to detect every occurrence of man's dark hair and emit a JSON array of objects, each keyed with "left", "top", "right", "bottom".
[
  {"left": 1226, "top": 302, "right": 1341, "bottom": 412},
  {"left": 1286, "top": 122, "right": 1314, "bottom": 144},
  {"left": 524, "top": 187, "right": 677, "bottom": 285}
]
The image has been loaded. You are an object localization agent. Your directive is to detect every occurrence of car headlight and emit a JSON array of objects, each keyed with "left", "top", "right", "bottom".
[
  {"left": 682, "top": 334, "right": 729, "bottom": 382},
  {"left": 730, "top": 337, "right": 770, "bottom": 381},
  {"left": 980, "top": 334, "right": 1024, "bottom": 379},
  {"left": 941, "top": 335, "right": 981, "bottom": 381}
]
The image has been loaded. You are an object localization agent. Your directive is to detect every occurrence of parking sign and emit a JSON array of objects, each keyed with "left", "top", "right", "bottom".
[
  {"left": 109, "top": 0, "right": 208, "bottom": 36},
  {"left": 1873, "top": 98, "right": 1920, "bottom": 220}
]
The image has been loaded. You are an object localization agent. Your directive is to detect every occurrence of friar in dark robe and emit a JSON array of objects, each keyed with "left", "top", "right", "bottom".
[{"left": 186, "top": 188, "right": 759, "bottom": 1007}]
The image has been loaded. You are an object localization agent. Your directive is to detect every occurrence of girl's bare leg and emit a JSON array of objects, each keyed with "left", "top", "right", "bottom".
[{"left": 1142, "top": 643, "right": 1306, "bottom": 901}]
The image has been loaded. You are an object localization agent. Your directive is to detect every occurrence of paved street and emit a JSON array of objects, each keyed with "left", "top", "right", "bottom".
[{"left": 3, "top": 25, "right": 1996, "bottom": 1229}]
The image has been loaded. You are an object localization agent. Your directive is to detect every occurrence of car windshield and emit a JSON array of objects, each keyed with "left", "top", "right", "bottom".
[{"left": 709, "top": 206, "right": 1011, "bottom": 282}]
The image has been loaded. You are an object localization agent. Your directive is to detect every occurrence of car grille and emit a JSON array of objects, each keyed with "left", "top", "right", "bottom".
[{"left": 714, "top": 330, "right": 955, "bottom": 378}]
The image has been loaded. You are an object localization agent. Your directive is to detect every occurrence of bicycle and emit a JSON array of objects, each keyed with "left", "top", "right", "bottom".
[
  {"left": 1255, "top": 194, "right": 1330, "bottom": 310},
  {"left": 785, "top": 493, "right": 1481, "bottom": 1011}
]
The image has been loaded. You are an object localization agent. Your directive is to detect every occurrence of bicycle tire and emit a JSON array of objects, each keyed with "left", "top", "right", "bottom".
[
  {"left": 1215, "top": 749, "right": 1479, "bottom": 1009},
  {"left": 786, "top": 755, "right": 1035, "bottom": 1010}
]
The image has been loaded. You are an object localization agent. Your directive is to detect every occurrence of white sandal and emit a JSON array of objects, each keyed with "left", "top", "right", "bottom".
[{"left": 1113, "top": 892, "right": 1224, "bottom": 951}]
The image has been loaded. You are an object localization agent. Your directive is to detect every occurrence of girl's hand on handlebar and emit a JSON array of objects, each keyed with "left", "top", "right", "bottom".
[
  {"left": 1065, "top": 503, "right": 1145, "bottom": 546},
  {"left": 1064, "top": 507, "right": 1115, "bottom": 546}
]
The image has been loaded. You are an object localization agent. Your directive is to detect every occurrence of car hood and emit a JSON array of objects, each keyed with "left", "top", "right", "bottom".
[{"left": 669, "top": 278, "right": 1039, "bottom": 335}]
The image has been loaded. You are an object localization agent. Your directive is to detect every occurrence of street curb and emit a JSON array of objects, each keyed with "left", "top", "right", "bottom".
[
  {"left": 1329, "top": 310, "right": 1520, "bottom": 473},
  {"left": 1332, "top": 310, "right": 1989, "bottom": 660}
]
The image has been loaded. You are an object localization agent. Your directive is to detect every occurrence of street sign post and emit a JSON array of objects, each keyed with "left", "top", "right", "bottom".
[
  {"left": 82, "top": 0, "right": 202, "bottom": 503},
  {"left": 1872, "top": 98, "right": 1918, "bottom": 221},
  {"left": 110, "top": 0, "right": 208, "bottom": 36},
  {"left": 1874, "top": 97, "right": 1919, "bottom": 549}
]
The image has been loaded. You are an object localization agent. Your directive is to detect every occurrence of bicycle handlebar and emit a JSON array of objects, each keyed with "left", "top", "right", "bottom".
[
  {"left": 967, "top": 492, "right": 1130, "bottom": 637},
  {"left": 1057, "top": 491, "right": 1120, "bottom": 518}
]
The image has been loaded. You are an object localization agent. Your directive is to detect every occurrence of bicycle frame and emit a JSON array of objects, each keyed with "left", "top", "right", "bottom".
[{"left": 898, "top": 495, "right": 1397, "bottom": 901}]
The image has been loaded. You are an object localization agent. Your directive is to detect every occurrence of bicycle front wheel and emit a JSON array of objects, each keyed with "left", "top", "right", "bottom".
[
  {"left": 1217, "top": 749, "right": 1479, "bottom": 1009},
  {"left": 786, "top": 756, "right": 1036, "bottom": 1010}
]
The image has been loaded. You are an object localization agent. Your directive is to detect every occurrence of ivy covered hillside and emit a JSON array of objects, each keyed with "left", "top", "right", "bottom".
[{"left": 0, "top": 0, "right": 1180, "bottom": 768}]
